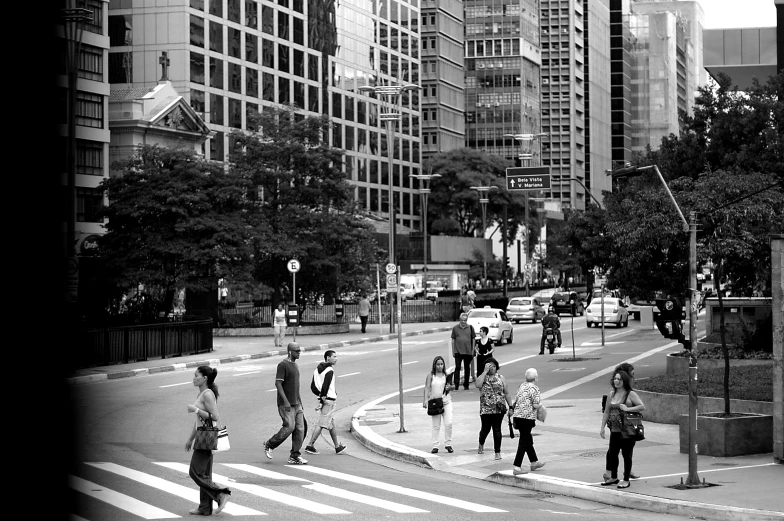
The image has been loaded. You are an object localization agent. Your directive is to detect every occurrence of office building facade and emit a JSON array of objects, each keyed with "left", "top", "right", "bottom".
[{"left": 108, "top": 0, "right": 423, "bottom": 230}]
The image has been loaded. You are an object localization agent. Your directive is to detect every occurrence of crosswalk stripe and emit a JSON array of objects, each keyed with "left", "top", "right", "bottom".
[
  {"left": 156, "top": 462, "right": 350, "bottom": 515},
  {"left": 290, "top": 466, "right": 507, "bottom": 513},
  {"left": 69, "top": 475, "right": 180, "bottom": 519},
  {"left": 87, "top": 462, "right": 264, "bottom": 516},
  {"left": 223, "top": 464, "right": 427, "bottom": 514}
]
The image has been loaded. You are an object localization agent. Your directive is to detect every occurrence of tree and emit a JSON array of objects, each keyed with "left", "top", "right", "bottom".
[
  {"left": 230, "top": 106, "right": 380, "bottom": 303},
  {"left": 98, "top": 145, "right": 254, "bottom": 319},
  {"left": 424, "top": 149, "right": 539, "bottom": 245},
  {"left": 546, "top": 205, "right": 613, "bottom": 289}
]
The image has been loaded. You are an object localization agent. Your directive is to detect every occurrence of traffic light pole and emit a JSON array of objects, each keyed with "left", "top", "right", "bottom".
[
  {"left": 686, "top": 211, "right": 701, "bottom": 486},
  {"left": 503, "top": 204, "right": 508, "bottom": 298}
]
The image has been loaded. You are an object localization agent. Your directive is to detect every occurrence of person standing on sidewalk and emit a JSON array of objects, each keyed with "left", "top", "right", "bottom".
[
  {"left": 451, "top": 313, "right": 475, "bottom": 391},
  {"left": 509, "top": 368, "right": 545, "bottom": 474},
  {"left": 475, "top": 327, "right": 494, "bottom": 374},
  {"left": 423, "top": 355, "right": 454, "bottom": 453},
  {"left": 273, "top": 303, "right": 287, "bottom": 347},
  {"left": 600, "top": 370, "right": 645, "bottom": 489},
  {"left": 358, "top": 294, "right": 371, "bottom": 334},
  {"left": 263, "top": 342, "right": 308, "bottom": 465},
  {"left": 304, "top": 350, "right": 347, "bottom": 455},
  {"left": 185, "top": 366, "right": 231, "bottom": 515},
  {"left": 475, "top": 357, "right": 512, "bottom": 460}
]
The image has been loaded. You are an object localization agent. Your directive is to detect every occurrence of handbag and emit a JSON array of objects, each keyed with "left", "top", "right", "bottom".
[
  {"left": 193, "top": 413, "right": 219, "bottom": 451},
  {"left": 427, "top": 397, "right": 444, "bottom": 416},
  {"left": 536, "top": 404, "right": 547, "bottom": 423},
  {"left": 214, "top": 426, "right": 230, "bottom": 452},
  {"left": 494, "top": 401, "right": 508, "bottom": 415},
  {"left": 621, "top": 411, "right": 645, "bottom": 441}
]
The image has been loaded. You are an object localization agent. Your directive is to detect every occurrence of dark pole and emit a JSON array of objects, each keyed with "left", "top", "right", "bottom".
[{"left": 502, "top": 203, "right": 508, "bottom": 298}]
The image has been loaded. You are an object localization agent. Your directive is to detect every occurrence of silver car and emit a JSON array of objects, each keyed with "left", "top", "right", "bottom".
[
  {"left": 466, "top": 307, "right": 514, "bottom": 345},
  {"left": 506, "top": 297, "right": 546, "bottom": 323},
  {"left": 585, "top": 297, "right": 630, "bottom": 328}
]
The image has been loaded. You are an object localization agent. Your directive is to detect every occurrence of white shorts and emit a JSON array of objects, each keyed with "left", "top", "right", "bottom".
[{"left": 317, "top": 400, "right": 336, "bottom": 429}]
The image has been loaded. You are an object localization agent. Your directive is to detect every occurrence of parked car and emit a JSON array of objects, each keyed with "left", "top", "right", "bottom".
[
  {"left": 506, "top": 297, "right": 546, "bottom": 323},
  {"left": 425, "top": 280, "right": 445, "bottom": 301},
  {"left": 466, "top": 306, "right": 514, "bottom": 345},
  {"left": 585, "top": 297, "right": 629, "bottom": 328},
  {"left": 626, "top": 297, "right": 655, "bottom": 321},
  {"left": 549, "top": 291, "right": 584, "bottom": 317}
]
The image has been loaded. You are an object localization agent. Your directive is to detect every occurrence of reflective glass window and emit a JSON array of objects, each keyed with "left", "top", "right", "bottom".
[
  {"left": 210, "top": 93, "right": 223, "bottom": 125},
  {"left": 190, "top": 16, "right": 204, "bottom": 47},
  {"left": 246, "top": 67, "right": 258, "bottom": 97},
  {"left": 278, "top": 77, "right": 290, "bottom": 103},
  {"left": 262, "top": 72, "right": 275, "bottom": 101},
  {"left": 229, "top": 98, "right": 242, "bottom": 128},
  {"left": 210, "top": 57, "right": 223, "bottom": 88},
  {"left": 190, "top": 52, "right": 204, "bottom": 84},
  {"left": 308, "top": 85, "right": 319, "bottom": 112},
  {"left": 261, "top": 5, "right": 273, "bottom": 34},
  {"left": 229, "top": 28, "right": 241, "bottom": 58},
  {"left": 246, "top": 33, "right": 258, "bottom": 62},
  {"left": 209, "top": 21, "right": 223, "bottom": 52},
  {"left": 229, "top": 63, "right": 241, "bottom": 93},
  {"left": 228, "top": 0, "right": 240, "bottom": 22},
  {"left": 294, "top": 81, "right": 305, "bottom": 108},
  {"left": 262, "top": 39, "right": 274, "bottom": 67},
  {"left": 245, "top": 0, "right": 258, "bottom": 28},
  {"left": 278, "top": 44, "right": 289, "bottom": 72},
  {"left": 293, "top": 49, "right": 304, "bottom": 77}
]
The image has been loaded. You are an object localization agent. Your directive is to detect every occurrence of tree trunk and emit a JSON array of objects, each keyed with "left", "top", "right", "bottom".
[{"left": 715, "top": 259, "right": 731, "bottom": 415}]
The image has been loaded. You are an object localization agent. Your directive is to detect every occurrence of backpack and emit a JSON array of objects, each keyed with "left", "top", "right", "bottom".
[{"left": 311, "top": 366, "right": 333, "bottom": 396}]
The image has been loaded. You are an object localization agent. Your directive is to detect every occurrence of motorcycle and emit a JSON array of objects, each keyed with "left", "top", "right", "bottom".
[{"left": 544, "top": 327, "right": 558, "bottom": 354}]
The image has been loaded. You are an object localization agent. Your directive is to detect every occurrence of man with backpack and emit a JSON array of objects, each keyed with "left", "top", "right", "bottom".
[{"left": 304, "top": 350, "right": 347, "bottom": 455}]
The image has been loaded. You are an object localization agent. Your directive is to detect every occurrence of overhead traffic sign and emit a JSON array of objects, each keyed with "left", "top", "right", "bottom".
[
  {"left": 287, "top": 259, "right": 301, "bottom": 273},
  {"left": 506, "top": 166, "right": 551, "bottom": 191}
]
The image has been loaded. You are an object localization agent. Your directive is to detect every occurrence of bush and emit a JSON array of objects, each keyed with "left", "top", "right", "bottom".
[
  {"left": 635, "top": 365, "right": 773, "bottom": 402},
  {"left": 670, "top": 345, "right": 773, "bottom": 360}
]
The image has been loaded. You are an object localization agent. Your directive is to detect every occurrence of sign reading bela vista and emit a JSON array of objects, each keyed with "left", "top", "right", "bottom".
[{"left": 506, "top": 167, "right": 551, "bottom": 191}]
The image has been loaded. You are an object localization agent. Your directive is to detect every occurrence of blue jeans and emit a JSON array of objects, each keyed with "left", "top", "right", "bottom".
[{"left": 266, "top": 404, "right": 305, "bottom": 458}]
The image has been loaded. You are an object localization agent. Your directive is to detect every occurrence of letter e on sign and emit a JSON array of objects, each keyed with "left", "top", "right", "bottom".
[{"left": 287, "top": 259, "right": 301, "bottom": 273}]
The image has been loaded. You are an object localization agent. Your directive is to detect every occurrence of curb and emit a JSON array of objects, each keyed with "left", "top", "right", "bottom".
[{"left": 67, "top": 327, "right": 453, "bottom": 385}]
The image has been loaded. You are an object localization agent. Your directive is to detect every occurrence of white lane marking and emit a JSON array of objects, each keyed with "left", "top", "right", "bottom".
[
  {"left": 402, "top": 361, "right": 418, "bottom": 365},
  {"left": 89, "top": 462, "right": 263, "bottom": 516},
  {"left": 581, "top": 341, "right": 624, "bottom": 346},
  {"left": 223, "top": 464, "right": 427, "bottom": 514},
  {"left": 540, "top": 341, "right": 680, "bottom": 400},
  {"left": 615, "top": 463, "right": 780, "bottom": 482},
  {"left": 159, "top": 382, "right": 191, "bottom": 388},
  {"left": 380, "top": 348, "right": 396, "bottom": 352},
  {"left": 234, "top": 371, "right": 261, "bottom": 377},
  {"left": 499, "top": 354, "right": 539, "bottom": 366},
  {"left": 539, "top": 510, "right": 579, "bottom": 515},
  {"left": 338, "top": 372, "right": 360, "bottom": 378},
  {"left": 68, "top": 475, "right": 179, "bottom": 519},
  {"left": 156, "top": 462, "right": 349, "bottom": 515},
  {"left": 290, "top": 466, "right": 506, "bottom": 513},
  {"left": 402, "top": 340, "right": 442, "bottom": 345}
]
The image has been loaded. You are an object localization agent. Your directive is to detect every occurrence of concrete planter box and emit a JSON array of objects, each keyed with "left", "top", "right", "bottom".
[
  {"left": 678, "top": 412, "right": 773, "bottom": 457},
  {"left": 665, "top": 353, "right": 773, "bottom": 375},
  {"left": 635, "top": 390, "right": 773, "bottom": 424},
  {"left": 213, "top": 323, "right": 349, "bottom": 337}
]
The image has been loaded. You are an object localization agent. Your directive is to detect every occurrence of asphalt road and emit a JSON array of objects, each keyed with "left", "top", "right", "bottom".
[{"left": 67, "top": 318, "right": 690, "bottom": 520}]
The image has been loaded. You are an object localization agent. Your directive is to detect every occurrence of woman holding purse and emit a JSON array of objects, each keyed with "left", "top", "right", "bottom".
[
  {"left": 475, "top": 357, "right": 512, "bottom": 460},
  {"left": 185, "top": 366, "right": 231, "bottom": 515},
  {"left": 423, "top": 356, "right": 454, "bottom": 453},
  {"left": 509, "top": 368, "right": 545, "bottom": 474},
  {"left": 600, "top": 370, "right": 645, "bottom": 489}
]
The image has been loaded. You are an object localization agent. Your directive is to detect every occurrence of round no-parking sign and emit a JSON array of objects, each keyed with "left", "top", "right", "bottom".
[{"left": 287, "top": 259, "right": 301, "bottom": 273}]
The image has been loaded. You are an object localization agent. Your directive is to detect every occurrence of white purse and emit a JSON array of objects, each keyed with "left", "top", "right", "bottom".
[{"left": 214, "top": 425, "right": 230, "bottom": 452}]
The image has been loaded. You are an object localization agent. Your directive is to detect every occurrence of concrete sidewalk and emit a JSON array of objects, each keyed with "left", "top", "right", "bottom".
[
  {"left": 68, "top": 321, "right": 453, "bottom": 384},
  {"left": 351, "top": 389, "right": 783, "bottom": 521}
]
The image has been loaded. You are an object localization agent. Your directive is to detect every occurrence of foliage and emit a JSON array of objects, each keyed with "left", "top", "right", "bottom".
[
  {"left": 424, "top": 149, "right": 540, "bottom": 245},
  {"left": 98, "top": 145, "right": 253, "bottom": 317},
  {"left": 635, "top": 365, "right": 773, "bottom": 403},
  {"left": 466, "top": 248, "right": 508, "bottom": 282},
  {"left": 230, "top": 106, "right": 382, "bottom": 304},
  {"left": 546, "top": 205, "right": 613, "bottom": 289}
]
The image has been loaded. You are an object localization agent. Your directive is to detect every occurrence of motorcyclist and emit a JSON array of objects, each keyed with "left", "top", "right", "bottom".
[{"left": 540, "top": 307, "right": 562, "bottom": 354}]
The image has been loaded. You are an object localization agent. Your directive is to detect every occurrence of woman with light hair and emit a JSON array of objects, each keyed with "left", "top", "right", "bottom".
[{"left": 508, "top": 368, "right": 545, "bottom": 475}]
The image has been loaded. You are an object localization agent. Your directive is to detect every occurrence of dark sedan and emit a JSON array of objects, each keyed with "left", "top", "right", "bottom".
[{"left": 549, "top": 291, "right": 584, "bottom": 316}]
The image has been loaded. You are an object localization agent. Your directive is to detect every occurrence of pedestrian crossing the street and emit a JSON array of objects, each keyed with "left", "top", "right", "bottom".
[{"left": 70, "top": 460, "right": 507, "bottom": 519}]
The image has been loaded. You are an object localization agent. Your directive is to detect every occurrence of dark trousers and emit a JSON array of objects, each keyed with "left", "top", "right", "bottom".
[
  {"left": 189, "top": 449, "right": 231, "bottom": 514},
  {"left": 359, "top": 314, "right": 368, "bottom": 333},
  {"left": 606, "top": 431, "right": 636, "bottom": 480},
  {"left": 477, "top": 354, "right": 489, "bottom": 374},
  {"left": 540, "top": 330, "right": 562, "bottom": 351},
  {"left": 453, "top": 354, "right": 473, "bottom": 389},
  {"left": 267, "top": 404, "right": 305, "bottom": 458},
  {"left": 479, "top": 413, "right": 504, "bottom": 453},
  {"left": 513, "top": 418, "right": 538, "bottom": 467}
]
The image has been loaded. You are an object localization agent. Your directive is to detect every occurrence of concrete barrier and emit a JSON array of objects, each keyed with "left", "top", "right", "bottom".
[
  {"left": 636, "top": 389, "right": 773, "bottom": 424},
  {"left": 665, "top": 353, "right": 774, "bottom": 375},
  {"left": 213, "top": 323, "right": 349, "bottom": 337}
]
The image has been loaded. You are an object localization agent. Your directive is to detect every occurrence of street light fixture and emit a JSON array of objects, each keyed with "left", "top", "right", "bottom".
[
  {"left": 469, "top": 183, "right": 498, "bottom": 287},
  {"left": 607, "top": 163, "right": 703, "bottom": 487},
  {"left": 569, "top": 178, "right": 603, "bottom": 209},
  {"left": 411, "top": 169, "right": 441, "bottom": 299},
  {"left": 358, "top": 81, "right": 419, "bottom": 434}
]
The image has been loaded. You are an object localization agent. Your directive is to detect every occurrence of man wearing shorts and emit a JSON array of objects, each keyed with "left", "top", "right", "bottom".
[{"left": 304, "top": 350, "right": 347, "bottom": 455}]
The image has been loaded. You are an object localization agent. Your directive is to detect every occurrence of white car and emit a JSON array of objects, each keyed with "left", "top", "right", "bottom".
[
  {"left": 506, "top": 297, "right": 546, "bottom": 323},
  {"left": 466, "top": 306, "right": 514, "bottom": 345},
  {"left": 585, "top": 297, "right": 630, "bottom": 328}
]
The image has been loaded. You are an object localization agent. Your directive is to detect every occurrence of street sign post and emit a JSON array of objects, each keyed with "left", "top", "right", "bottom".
[
  {"left": 287, "top": 259, "right": 300, "bottom": 339},
  {"left": 506, "top": 167, "right": 551, "bottom": 191}
]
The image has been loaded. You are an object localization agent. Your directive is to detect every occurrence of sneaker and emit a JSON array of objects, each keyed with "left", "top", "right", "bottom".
[
  {"left": 264, "top": 442, "right": 273, "bottom": 459},
  {"left": 530, "top": 461, "right": 546, "bottom": 471},
  {"left": 431, "top": 448, "right": 438, "bottom": 453},
  {"left": 512, "top": 466, "right": 528, "bottom": 475},
  {"left": 494, "top": 453, "right": 502, "bottom": 460},
  {"left": 629, "top": 472, "right": 640, "bottom": 479},
  {"left": 288, "top": 455, "right": 308, "bottom": 465},
  {"left": 335, "top": 444, "right": 347, "bottom": 455},
  {"left": 215, "top": 493, "right": 230, "bottom": 514},
  {"left": 445, "top": 446, "right": 454, "bottom": 453},
  {"left": 477, "top": 444, "right": 484, "bottom": 454},
  {"left": 538, "top": 351, "right": 544, "bottom": 355},
  {"left": 304, "top": 445, "right": 320, "bottom": 455}
]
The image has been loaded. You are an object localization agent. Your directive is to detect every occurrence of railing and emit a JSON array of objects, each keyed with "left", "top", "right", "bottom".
[{"left": 79, "top": 318, "right": 213, "bottom": 368}]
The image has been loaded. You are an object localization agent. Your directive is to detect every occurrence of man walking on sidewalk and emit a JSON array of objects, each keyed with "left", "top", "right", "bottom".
[
  {"left": 451, "top": 313, "right": 475, "bottom": 391},
  {"left": 304, "top": 350, "right": 347, "bottom": 455},
  {"left": 263, "top": 342, "right": 307, "bottom": 465},
  {"left": 358, "top": 294, "right": 371, "bottom": 334}
]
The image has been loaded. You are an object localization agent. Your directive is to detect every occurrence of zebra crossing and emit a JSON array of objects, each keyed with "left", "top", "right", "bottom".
[{"left": 70, "top": 460, "right": 507, "bottom": 519}]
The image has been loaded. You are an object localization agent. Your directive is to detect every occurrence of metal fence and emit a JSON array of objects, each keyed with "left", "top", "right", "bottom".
[{"left": 80, "top": 318, "right": 213, "bottom": 367}]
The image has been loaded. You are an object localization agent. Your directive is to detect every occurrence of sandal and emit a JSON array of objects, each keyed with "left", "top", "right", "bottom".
[
  {"left": 601, "top": 478, "right": 619, "bottom": 486},
  {"left": 617, "top": 481, "right": 630, "bottom": 489}
]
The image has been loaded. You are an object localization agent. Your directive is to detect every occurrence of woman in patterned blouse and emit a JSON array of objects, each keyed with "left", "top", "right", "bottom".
[
  {"left": 475, "top": 357, "right": 512, "bottom": 460},
  {"left": 508, "top": 368, "right": 545, "bottom": 475}
]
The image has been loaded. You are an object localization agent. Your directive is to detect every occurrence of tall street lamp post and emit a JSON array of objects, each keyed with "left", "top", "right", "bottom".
[
  {"left": 469, "top": 183, "right": 498, "bottom": 288},
  {"left": 608, "top": 163, "right": 702, "bottom": 487},
  {"left": 411, "top": 169, "right": 441, "bottom": 300},
  {"left": 359, "top": 82, "right": 418, "bottom": 434}
]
